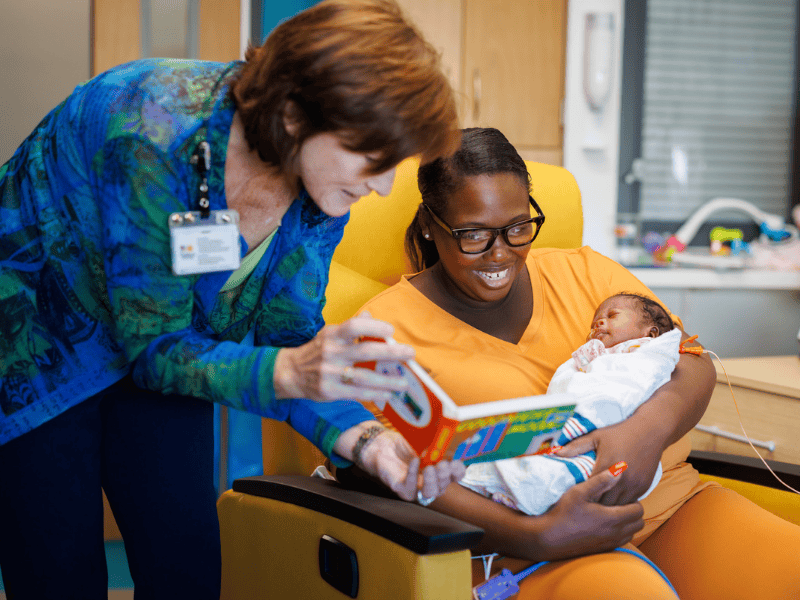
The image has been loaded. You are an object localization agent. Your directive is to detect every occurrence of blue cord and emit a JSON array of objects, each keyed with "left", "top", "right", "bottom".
[
  {"left": 510, "top": 560, "right": 549, "bottom": 583},
  {"left": 472, "top": 548, "right": 679, "bottom": 600},
  {"left": 613, "top": 547, "right": 679, "bottom": 597}
]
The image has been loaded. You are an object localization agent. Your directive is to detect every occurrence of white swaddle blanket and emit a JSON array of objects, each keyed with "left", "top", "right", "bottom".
[{"left": 460, "top": 328, "right": 682, "bottom": 515}]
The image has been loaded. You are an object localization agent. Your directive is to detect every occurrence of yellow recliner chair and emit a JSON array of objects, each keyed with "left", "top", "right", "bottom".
[
  {"left": 217, "top": 160, "right": 800, "bottom": 599},
  {"left": 217, "top": 159, "right": 581, "bottom": 600}
]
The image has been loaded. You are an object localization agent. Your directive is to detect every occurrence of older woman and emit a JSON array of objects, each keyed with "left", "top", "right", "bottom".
[{"left": 0, "top": 1, "right": 464, "bottom": 597}]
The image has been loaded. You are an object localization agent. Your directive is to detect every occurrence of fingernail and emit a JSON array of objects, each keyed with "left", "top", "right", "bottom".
[
  {"left": 609, "top": 461, "right": 628, "bottom": 477},
  {"left": 543, "top": 445, "right": 563, "bottom": 455}
]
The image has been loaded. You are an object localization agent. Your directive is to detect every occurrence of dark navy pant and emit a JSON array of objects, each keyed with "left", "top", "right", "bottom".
[{"left": 0, "top": 375, "right": 221, "bottom": 599}]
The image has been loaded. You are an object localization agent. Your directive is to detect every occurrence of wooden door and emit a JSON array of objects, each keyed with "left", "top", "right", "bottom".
[
  {"left": 395, "top": 0, "right": 463, "bottom": 105},
  {"left": 92, "top": 0, "right": 241, "bottom": 76},
  {"left": 462, "top": 0, "right": 566, "bottom": 163}
]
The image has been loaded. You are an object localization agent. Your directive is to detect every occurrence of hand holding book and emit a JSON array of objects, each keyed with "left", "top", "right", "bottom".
[{"left": 354, "top": 336, "right": 577, "bottom": 467}]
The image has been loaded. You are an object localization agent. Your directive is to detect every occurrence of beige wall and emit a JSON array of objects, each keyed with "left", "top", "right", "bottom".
[{"left": 0, "top": 0, "right": 91, "bottom": 164}]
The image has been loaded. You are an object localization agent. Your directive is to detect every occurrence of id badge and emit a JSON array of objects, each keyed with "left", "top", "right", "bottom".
[{"left": 169, "top": 209, "right": 241, "bottom": 275}]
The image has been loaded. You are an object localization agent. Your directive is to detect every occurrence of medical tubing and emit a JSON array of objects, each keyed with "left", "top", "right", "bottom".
[
  {"left": 509, "top": 560, "right": 549, "bottom": 583},
  {"left": 706, "top": 350, "right": 800, "bottom": 496},
  {"left": 680, "top": 337, "right": 800, "bottom": 496},
  {"left": 474, "top": 548, "right": 679, "bottom": 599},
  {"left": 614, "top": 547, "right": 679, "bottom": 597}
]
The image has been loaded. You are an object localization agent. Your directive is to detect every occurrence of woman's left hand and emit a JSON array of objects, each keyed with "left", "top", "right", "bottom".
[
  {"left": 555, "top": 420, "right": 662, "bottom": 506},
  {"left": 333, "top": 422, "right": 466, "bottom": 502},
  {"left": 558, "top": 338, "right": 716, "bottom": 506}
]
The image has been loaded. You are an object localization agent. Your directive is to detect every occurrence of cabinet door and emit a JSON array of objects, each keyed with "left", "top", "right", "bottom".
[
  {"left": 462, "top": 0, "right": 566, "bottom": 150},
  {"left": 92, "top": 0, "right": 140, "bottom": 76},
  {"left": 395, "top": 0, "right": 462, "bottom": 97},
  {"left": 92, "top": 0, "right": 240, "bottom": 76}
]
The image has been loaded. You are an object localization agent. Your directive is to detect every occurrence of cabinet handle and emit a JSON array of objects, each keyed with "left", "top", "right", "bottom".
[
  {"left": 472, "top": 68, "right": 481, "bottom": 122},
  {"left": 694, "top": 424, "right": 776, "bottom": 452}
]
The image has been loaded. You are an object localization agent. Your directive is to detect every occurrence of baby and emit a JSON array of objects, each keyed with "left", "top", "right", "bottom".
[{"left": 460, "top": 293, "right": 682, "bottom": 515}]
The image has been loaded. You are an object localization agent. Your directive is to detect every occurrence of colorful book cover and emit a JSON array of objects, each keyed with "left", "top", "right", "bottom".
[{"left": 356, "top": 340, "right": 576, "bottom": 467}]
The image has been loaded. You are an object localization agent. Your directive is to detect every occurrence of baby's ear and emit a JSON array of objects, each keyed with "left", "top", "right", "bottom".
[{"left": 647, "top": 326, "right": 660, "bottom": 338}]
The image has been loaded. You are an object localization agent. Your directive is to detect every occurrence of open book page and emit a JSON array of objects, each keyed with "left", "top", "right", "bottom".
[{"left": 356, "top": 341, "right": 576, "bottom": 466}]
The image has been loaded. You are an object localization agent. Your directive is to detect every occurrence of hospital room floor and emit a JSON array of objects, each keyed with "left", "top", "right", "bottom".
[{"left": 0, "top": 541, "right": 134, "bottom": 598}]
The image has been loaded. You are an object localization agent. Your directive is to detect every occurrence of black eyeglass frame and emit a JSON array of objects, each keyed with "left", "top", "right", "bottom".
[{"left": 423, "top": 195, "right": 546, "bottom": 254}]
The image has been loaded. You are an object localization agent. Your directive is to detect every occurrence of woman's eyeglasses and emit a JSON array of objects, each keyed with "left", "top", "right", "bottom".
[{"left": 423, "top": 196, "right": 546, "bottom": 254}]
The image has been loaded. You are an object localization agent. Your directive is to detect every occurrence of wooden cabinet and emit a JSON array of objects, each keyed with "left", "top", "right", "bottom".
[
  {"left": 395, "top": 0, "right": 463, "bottom": 93},
  {"left": 690, "top": 356, "right": 800, "bottom": 466},
  {"left": 92, "top": 0, "right": 240, "bottom": 77},
  {"left": 397, "top": 0, "right": 567, "bottom": 166}
]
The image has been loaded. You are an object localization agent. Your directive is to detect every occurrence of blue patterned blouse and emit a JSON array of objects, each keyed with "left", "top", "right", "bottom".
[{"left": 0, "top": 58, "right": 373, "bottom": 460}]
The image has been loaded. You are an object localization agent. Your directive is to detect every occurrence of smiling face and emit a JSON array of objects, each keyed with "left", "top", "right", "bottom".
[
  {"left": 424, "top": 173, "right": 532, "bottom": 306},
  {"left": 588, "top": 295, "right": 658, "bottom": 348},
  {"left": 290, "top": 131, "right": 397, "bottom": 217}
]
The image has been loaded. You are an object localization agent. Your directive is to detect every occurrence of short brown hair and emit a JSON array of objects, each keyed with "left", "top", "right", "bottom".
[{"left": 232, "top": 0, "right": 460, "bottom": 187}]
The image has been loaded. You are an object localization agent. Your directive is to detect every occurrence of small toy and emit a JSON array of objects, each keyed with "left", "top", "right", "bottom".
[
  {"left": 709, "top": 226, "right": 746, "bottom": 256},
  {"left": 652, "top": 197, "right": 797, "bottom": 264},
  {"left": 641, "top": 231, "right": 665, "bottom": 254},
  {"left": 760, "top": 221, "right": 793, "bottom": 243}
]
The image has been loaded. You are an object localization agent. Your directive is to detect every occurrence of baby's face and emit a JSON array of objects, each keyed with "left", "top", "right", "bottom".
[{"left": 587, "top": 296, "right": 655, "bottom": 348}]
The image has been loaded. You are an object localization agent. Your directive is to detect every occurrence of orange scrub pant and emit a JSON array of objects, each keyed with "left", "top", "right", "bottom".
[{"left": 472, "top": 486, "right": 800, "bottom": 600}]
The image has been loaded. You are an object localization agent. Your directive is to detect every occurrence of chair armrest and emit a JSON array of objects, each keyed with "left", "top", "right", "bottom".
[
  {"left": 687, "top": 450, "right": 800, "bottom": 490},
  {"left": 232, "top": 475, "right": 484, "bottom": 555}
]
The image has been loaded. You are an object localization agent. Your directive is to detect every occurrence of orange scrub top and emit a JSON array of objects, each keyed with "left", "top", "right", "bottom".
[{"left": 361, "top": 246, "right": 714, "bottom": 543}]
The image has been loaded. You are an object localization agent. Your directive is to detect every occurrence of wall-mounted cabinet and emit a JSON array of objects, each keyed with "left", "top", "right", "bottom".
[{"left": 397, "top": 0, "right": 567, "bottom": 166}]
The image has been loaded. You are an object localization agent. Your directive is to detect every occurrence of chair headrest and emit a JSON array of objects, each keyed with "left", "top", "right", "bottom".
[{"left": 332, "top": 158, "right": 583, "bottom": 286}]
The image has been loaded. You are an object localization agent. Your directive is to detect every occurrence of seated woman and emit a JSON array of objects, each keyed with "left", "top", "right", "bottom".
[{"left": 353, "top": 127, "right": 800, "bottom": 599}]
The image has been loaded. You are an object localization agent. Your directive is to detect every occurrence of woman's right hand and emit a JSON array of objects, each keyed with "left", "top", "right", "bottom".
[
  {"left": 535, "top": 467, "right": 645, "bottom": 561},
  {"left": 272, "top": 313, "right": 416, "bottom": 403}
]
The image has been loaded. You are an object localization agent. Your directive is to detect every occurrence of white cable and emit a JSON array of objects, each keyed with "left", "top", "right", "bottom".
[
  {"left": 706, "top": 350, "right": 800, "bottom": 496},
  {"left": 470, "top": 553, "right": 501, "bottom": 582}
]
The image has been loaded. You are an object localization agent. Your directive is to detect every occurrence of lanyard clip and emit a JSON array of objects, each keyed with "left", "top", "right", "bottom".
[
  {"left": 191, "top": 141, "right": 211, "bottom": 218},
  {"left": 192, "top": 141, "right": 211, "bottom": 174}
]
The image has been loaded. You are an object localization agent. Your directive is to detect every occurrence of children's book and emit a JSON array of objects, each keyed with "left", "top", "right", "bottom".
[{"left": 356, "top": 339, "right": 577, "bottom": 467}]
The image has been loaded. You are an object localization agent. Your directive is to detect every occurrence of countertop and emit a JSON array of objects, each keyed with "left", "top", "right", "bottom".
[
  {"left": 628, "top": 267, "right": 800, "bottom": 290},
  {"left": 713, "top": 355, "right": 800, "bottom": 399}
]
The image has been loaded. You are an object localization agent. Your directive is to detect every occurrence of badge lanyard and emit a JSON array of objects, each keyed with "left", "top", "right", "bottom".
[{"left": 169, "top": 140, "right": 242, "bottom": 276}]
